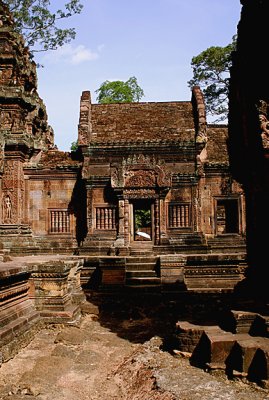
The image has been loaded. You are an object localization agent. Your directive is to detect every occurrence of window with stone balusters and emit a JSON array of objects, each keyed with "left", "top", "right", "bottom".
[
  {"left": 95, "top": 206, "right": 116, "bottom": 230},
  {"left": 49, "top": 209, "right": 70, "bottom": 233},
  {"left": 168, "top": 203, "right": 190, "bottom": 228}
]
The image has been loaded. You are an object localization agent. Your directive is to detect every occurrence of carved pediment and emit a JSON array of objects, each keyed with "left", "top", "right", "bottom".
[
  {"left": 111, "top": 154, "right": 171, "bottom": 189},
  {"left": 125, "top": 170, "right": 156, "bottom": 187}
]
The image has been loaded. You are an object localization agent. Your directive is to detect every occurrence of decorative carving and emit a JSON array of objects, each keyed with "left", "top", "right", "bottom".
[
  {"left": 259, "top": 114, "right": 269, "bottom": 136},
  {"left": 2, "top": 194, "right": 12, "bottom": 223},
  {"left": 192, "top": 86, "right": 207, "bottom": 143},
  {"left": 123, "top": 154, "right": 153, "bottom": 167},
  {"left": 82, "top": 156, "right": 90, "bottom": 179},
  {"left": 156, "top": 165, "right": 171, "bottom": 187},
  {"left": 2, "top": 159, "right": 25, "bottom": 224},
  {"left": 154, "top": 199, "right": 160, "bottom": 245},
  {"left": 124, "top": 199, "right": 129, "bottom": 245},
  {"left": 125, "top": 170, "right": 156, "bottom": 187},
  {"left": 0, "top": 3, "right": 53, "bottom": 151},
  {"left": 221, "top": 176, "right": 232, "bottom": 195},
  {"left": 111, "top": 154, "right": 171, "bottom": 190},
  {"left": 111, "top": 166, "right": 124, "bottom": 188},
  {"left": 78, "top": 91, "right": 91, "bottom": 146},
  {"left": 123, "top": 189, "right": 157, "bottom": 199},
  {"left": 257, "top": 100, "right": 269, "bottom": 148}
]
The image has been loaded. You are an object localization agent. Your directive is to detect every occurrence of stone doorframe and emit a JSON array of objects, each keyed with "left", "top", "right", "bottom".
[
  {"left": 114, "top": 188, "right": 169, "bottom": 247},
  {"left": 111, "top": 155, "right": 171, "bottom": 247}
]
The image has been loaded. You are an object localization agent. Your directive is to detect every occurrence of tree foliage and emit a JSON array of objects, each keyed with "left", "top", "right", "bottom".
[
  {"left": 70, "top": 140, "right": 78, "bottom": 151},
  {"left": 188, "top": 36, "right": 237, "bottom": 122},
  {"left": 3, "top": 0, "right": 83, "bottom": 52},
  {"left": 95, "top": 76, "right": 145, "bottom": 104}
]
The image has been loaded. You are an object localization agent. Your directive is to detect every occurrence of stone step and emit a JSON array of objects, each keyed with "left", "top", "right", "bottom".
[
  {"left": 125, "top": 276, "right": 161, "bottom": 285},
  {"left": 207, "top": 236, "right": 246, "bottom": 251},
  {"left": 126, "top": 256, "right": 158, "bottom": 263},
  {"left": 126, "top": 270, "right": 157, "bottom": 278},
  {"left": 130, "top": 250, "right": 154, "bottom": 256},
  {"left": 126, "top": 263, "right": 157, "bottom": 271},
  {"left": 124, "top": 284, "right": 161, "bottom": 293}
]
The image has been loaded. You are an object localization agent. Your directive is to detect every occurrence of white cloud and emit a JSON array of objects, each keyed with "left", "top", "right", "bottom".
[{"left": 43, "top": 44, "right": 102, "bottom": 65}]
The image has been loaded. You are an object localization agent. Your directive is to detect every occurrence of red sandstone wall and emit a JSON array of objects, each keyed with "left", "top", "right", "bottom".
[{"left": 26, "top": 175, "right": 77, "bottom": 236}]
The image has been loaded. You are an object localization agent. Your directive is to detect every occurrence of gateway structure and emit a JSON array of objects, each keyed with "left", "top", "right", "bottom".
[{"left": 0, "top": 3, "right": 246, "bottom": 292}]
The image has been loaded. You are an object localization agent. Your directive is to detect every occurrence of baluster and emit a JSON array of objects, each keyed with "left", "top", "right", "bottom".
[
  {"left": 180, "top": 205, "right": 184, "bottom": 227},
  {"left": 185, "top": 205, "right": 189, "bottom": 227},
  {"left": 105, "top": 208, "right": 109, "bottom": 229},
  {"left": 59, "top": 211, "right": 62, "bottom": 232},
  {"left": 51, "top": 211, "right": 55, "bottom": 233},
  {"left": 96, "top": 208, "right": 101, "bottom": 229},
  {"left": 67, "top": 212, "right": 70, "bottom": 232},
  {"left": 112, "top": 208, "right": 116, "bottom": 229},
  {"left": 108, "top": 208, "right": 112, "bottom": 229},
  {"left": 101, "top": 208, "right": 105, "bottom": 229},
  {"left": 173, "top": 205, "right": 177, "bottom": 227}
]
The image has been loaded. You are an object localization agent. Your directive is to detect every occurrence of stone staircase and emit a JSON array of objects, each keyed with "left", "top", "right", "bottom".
[
  {"left": 207, "top": 234, "right": 246, "bottom": 254},
  {"left": 125, "top": 256, "right": 161, "bottom": 291},
  {"left": 129, "top": 241, "right": 153, "bottom": 256}
]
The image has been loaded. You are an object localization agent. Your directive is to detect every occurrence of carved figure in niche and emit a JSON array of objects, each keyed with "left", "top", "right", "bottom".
[
  {"left": 45, "top": 126, "right": 54, "bottom": 149},
  {"left": 3, "top": 195, "right": 12, "bottom": 222},
  {"left": 259, "top": 114, "right": 269, "bottom": 137},
  {"left": 1, "top": 111, "right": 12, "bottom": 129}
]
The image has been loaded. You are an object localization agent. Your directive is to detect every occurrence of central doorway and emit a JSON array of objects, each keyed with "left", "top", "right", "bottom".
[{"left": 132, "top": 200, "right": 153, "bottom": 242}]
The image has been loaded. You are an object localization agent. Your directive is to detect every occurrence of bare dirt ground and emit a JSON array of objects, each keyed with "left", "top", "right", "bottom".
[{"left": 1, "top": 295, "right": 269, "bottom": 400}]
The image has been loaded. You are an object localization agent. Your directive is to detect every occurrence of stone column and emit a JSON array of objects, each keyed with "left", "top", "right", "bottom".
[
  {"left": 86, "top": 186, "right": 93, "bottom": 234},
  {"left": 159, "top": 196, "right": 169, "bottom": 244},
  {"left": 192, "top": 184, "right": 199, "bottom": 232},
  {"left": 124, "top": 198, "right": 130, "bottom": 246},
  {"left": 154, "top": 198, "right": 160, "bottom": 245},
  {"left": 117, "top": 199, "right": 124, "bottom": 239}
]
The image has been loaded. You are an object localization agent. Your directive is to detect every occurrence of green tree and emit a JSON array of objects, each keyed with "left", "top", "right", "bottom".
[
  {"left": 95, "top": 76, "right": 144, "bottom": 104},
  {"left": 188, "top": 36, "right": 237, "bottom": 122},
  {"left": 70, "top": 140, "right": 78, "bottom": 151},
  {"left": 3, "top": 0, "right": 83, "bottom": 53}
]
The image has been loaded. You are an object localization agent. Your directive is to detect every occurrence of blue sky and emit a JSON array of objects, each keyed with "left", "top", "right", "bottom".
[{"left": 35, "top": 0, "right": 242, "bottom": 151}]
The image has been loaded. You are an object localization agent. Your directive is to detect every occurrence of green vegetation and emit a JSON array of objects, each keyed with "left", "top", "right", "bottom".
[
  {"left": 135, "top": 209, "right": 151, "bottom": 230},
  {"left": 188, "top": 36, "right": 237, "bottom": 122},
  {"left": 95, "top": 76, "right": 144, "bottom": 104},
  {"left": 70, "top": 140, "right": 78, "bottom": 151},
  {"left": 4, "top": 0, "right": 83, "bottom": 53}
]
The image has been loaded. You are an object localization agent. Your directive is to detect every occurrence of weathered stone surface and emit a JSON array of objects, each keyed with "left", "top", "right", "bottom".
[
  {"left": 0, "top": 255, "right": 86, "bottom": 361},
  {"left": 228, "top": 0, "right": 269, "bottom": 303},
  {"left": 0, "top": 314, "right": 268, "bottom": 400}
]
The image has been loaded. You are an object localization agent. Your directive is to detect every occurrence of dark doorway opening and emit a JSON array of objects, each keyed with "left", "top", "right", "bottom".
[
  {"left": 133, "top": 200, "right": 152, "bottom": 241},
  {"left": 216, "top": 199, "right": 239, "bottom": 234}
]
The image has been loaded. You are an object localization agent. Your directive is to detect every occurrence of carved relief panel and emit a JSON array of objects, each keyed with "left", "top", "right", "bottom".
[
  {"left": 1, "top": 159, "right": 25, "bottom": 224},
  {"left": 111, "top": 154, "right": 171, "bottom": 193},
  {"left": 258, "top": 100, "right": 269, "bottom": 149},
  {"left": 0, "top": 107, "right": 26, "bottom": 133}
]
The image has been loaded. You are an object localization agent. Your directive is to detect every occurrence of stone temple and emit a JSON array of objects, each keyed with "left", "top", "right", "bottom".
[
  {"left": 0, "top": 2, "right": 246, "bottom": 283},
  {"left": 1, "top": 0, "right": 269, "bottom": 387}
]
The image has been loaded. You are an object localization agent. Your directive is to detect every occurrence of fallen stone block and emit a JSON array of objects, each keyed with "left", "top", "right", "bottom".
[
  {"left": 190, "top": 330, "right": 238, "bottom": 371},
  {"left": 248, "top": 343, "right": 269, "bottom": 385},
  {"left": 174, "top": 321, "right": 223, "bottom": 353},
  {"left": 225, "top": 336, "right": 268, "bottom": 377}
]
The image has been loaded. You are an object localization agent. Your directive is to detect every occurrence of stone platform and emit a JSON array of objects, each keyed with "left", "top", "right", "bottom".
[{"left": 0, "top": 255, "right": 85, "bottom": 363}]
